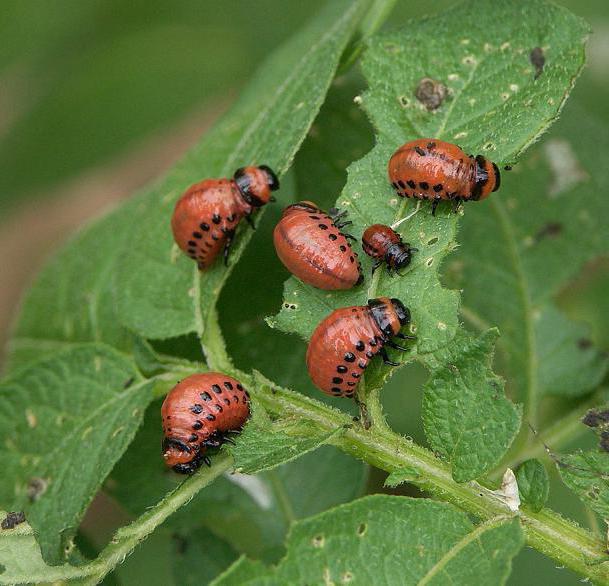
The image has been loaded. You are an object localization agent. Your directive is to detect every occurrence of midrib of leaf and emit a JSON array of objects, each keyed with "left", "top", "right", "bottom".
[
  {"left": 488, "top": 197, "right": 537, "bottom": 423},
  {"left": 417, "top": 516, "right": 509, "bottom": 586},
  {"left": 219, "top": 2, "right": 361, "bottom": 178},
  {"left": 434, "top": 57, "right": 483, "bottom": 139}
]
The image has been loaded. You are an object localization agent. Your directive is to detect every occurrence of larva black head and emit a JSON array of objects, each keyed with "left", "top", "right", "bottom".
[
  {"left": 368, "top": 297, "right": 410, "bottom": 338},
  {"left": 390, "top": 298, "right": 411, "bottom": 326},
  {"left": 472, "top": 155, "right": 500, "bottom": 200},
  {"left": 162, "top": 437, "right": 201, "bottom": 473},
  {"left": 234, "top": 165, "right": 279, "bottom": 207},
  {"left": 386, "top": 242, "right": 416, "bottom": 271}
]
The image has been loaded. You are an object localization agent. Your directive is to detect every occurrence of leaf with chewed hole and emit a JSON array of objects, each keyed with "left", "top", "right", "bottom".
[
  {"left": 212, "top": 495, "right": 523, "bottom": 586},
  {"left": 422, "top": 330, "right": 522, "bottom": 482},
  {"left": 269, "top": 0, "right": 590, "bottom": 391},
  {"left": 0, "top": 345, "right": 154, "bottom": 564}
]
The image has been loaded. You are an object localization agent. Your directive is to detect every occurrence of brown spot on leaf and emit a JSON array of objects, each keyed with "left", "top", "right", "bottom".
[
  {"left": 415, "top": 77, "right": 447, "bottom": 111},
  {"left": 530, "top": 47, "right": 545, "bottom": 79}
]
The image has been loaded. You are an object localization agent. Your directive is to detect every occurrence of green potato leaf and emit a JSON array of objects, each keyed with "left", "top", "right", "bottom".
[
  {"left": 0, "top": 345, "right": 154, "bottom": 564},
  {"left": 213, "top": 496, "right": 524, "bottom": 586}
]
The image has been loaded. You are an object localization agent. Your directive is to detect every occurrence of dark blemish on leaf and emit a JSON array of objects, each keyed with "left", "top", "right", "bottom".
[
  {"left": 357, "top": 523, "right": 367, "bottom": 536},
  {"left": 1, "top": 511, "right": 26, "bottom": 530},
  {"left": 504, "top": 165, "right": 513, "bottom": 171},
  {"left": 172, "top": 533, "right": 189, "bottom": 554},
  {"left": 582, "top": 409, "right": 609, "bottom": 428},
  {"left": 27, "top": 477, "right": 48, "bottom": 502},
  {"left": 530, "top": 47, "right": 545, "bottom": 79},
  {"left": 578, "top": 338, "right": 593, "bottom": 350},
  {"left": 415, "top": 77, "right": 448, "bottom": 111},
  {"left": 123, "top": 377, "right": 134, "bottom": 389},
  {"left": 534, "top": 222, "right": 563, "bottom": 243}
]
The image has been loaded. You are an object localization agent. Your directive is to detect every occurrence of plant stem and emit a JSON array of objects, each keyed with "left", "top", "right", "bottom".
[
  {"left": 252, "top": 382, "right": 609, "bottom": 584},
  {"left": 80, "top": 454, "right": 233, "bottom": 585}
]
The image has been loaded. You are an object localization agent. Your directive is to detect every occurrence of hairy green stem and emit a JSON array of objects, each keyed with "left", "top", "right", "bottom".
[
  {"left": 251, "top": 381, "right": 609, "bottom": 584},
  {"left": 78, "top": 454, "right": 232, "bottom": 585}
]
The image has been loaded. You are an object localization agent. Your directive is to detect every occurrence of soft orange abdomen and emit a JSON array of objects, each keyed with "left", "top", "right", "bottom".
[{"left": 273, "top": 209, "right": 361, "bottom": 290}]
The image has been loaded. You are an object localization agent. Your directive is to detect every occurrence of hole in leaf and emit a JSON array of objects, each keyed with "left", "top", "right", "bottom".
[
  {"left": 357, "top": 523, "right": 367, "bottom": 536},
  {"left": 312, "top": 534, "right": 325, "bottom": 548},
  {"left": 398, "top": 95, "right": 411, "bottom": 108}
]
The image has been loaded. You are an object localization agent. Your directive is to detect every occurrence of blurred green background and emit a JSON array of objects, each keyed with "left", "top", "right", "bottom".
[{"left": 1, "top": 1, "right": 608, "bottom": 584}]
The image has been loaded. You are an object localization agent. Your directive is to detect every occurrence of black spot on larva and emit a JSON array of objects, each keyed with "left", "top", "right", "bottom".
[
  {"left": 211, "top": 234, "right": 219, "bottom": 241},
  {"left": 223, "top": 398, "right": 230, "bottom": 406},
  {"left": 332, "top": 389, "right": 342, "bottom": 396},
  {"left": 192, "top": 421, "right": 202, "bottom": 430},
  {"left": 212, "top": 214, "right": 221, "bottom": 224},
  {"left": 193, "top": 232, "right": 202, "bottom": 239},
  {"left": 206, "top": 414, "right": 216, "bottom": 421},
  {"left": 344, "top": 352, "right": 356, "bottom": 362},
  {"left": 188, "top": 248, "right": 196, "bottom": 254},
  {"left": 227, "top": 214, "right": 235, "bottom": 222},
  {"left": 200, "top": 222, "right": 210, "bottom": 231},
  {"left": 236, "top": 383, "right": 243, "bottom": 390},
  {"left": 355, "top": 341, "right": 365, "bottom": 351},
  {"left": 309, "top": 215, "right": 320, "bottom": 220},
  {"left": 333, "top": 377, "right": 343, "bottom": 384},
  {"left": 205, "top": 242, "right": 213, "bottom": 248},
  {"left": 340, "top": 245, "right": 347, "bottom": 252},
  {"left": 212, "top": 384, "right": 222, "bottom": 394},
  {"left": 530, "top": 47, "right": 545, "bottom": 79},
  {"left": 337, "top": 365, "right": 348, "bottom": 373},
  {"left": 188, "top": 240, "right": 197, "bottom": 246},
  {"left": 190, "top": 404, "right": 203, "bottom": 414},
  {"left": 331, "top": 387, "right": 342, "bottom": 393},
  {"left": 419, "top": 182, "right": 429, "bottom": 190},
  {"left": 224, "top": 381, "right": 233, "bottom": 390},
  {"left": 407, "top": 180, "right": 416, "bottom": 189},
  {"left": 427, "top": 142, "right": 436, "bottom": 149},
  {"left": 329, "top": 233, "right": 337, "bottom": 241},
  {"left": 347, "top": 382, "right": 356, "bottom": 387},
  {"left": 366, "top": 351, "right": 374, "bottom": 359},
  {"left": 415, "top": 77, "right": 447, "bottom": 111},
  {"left": 233, "top": 395, "right": 239, "bottom": 403},
  {"left": 350, "top": 256, "right": 355, "bottom": 263},
  {"left": 319, "top": 224, "right": 328, "bottom": 230},
  {"left": 352, "top": 372, "right": 360, "bottom": 379},
  {"left": 433, "top": 184, "right": 443, "bottom": 192},
  {"left": 200, "top": 392, "right": 212, "bottom": 401},
  {"left": 398, "top": 180, "right": 406, "bottom": 188},
  {"left": 414, "top": 146, "right": 426, "bottom": 156},
  {"left": 189, "top": 434, "right": 198, "bottom": 442},
  {"left": 358, "top": 361, "right": 367, "bottom": 369},
  {"left": 369, "top": 339, "right": 377, "bottom": 346},
  {"left": 214, "top": 404, "right": 223, "bottom": 412}
]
